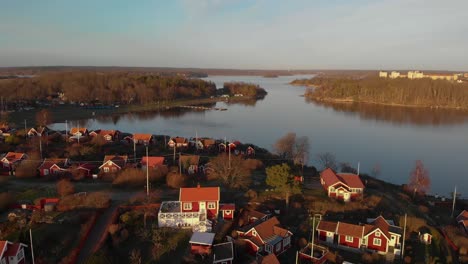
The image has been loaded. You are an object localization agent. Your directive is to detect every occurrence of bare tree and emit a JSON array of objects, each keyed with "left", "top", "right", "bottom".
[
  {"left": 316, "top": 152, "right": 338, "bottom": 170},
  {"left": 206, "top": 154, "right": 252, "bottom": 189},
  {"left": 340, "top": 162, "right": 357, "bottom": 174},
  {"left": 408, "top": 160, "right": 430, "bottom": 197},
  {"left": 56, "top": 179, "right": 75, "bottom": 197},
  {"left": 274, "top": 132, "right": 310, "bottom": 167},
  {"left": 371, "top": 163, "right": 381, "bottom": 178},
  {"left": 35, "top": 109, "right": 53, "bottom": 127}
]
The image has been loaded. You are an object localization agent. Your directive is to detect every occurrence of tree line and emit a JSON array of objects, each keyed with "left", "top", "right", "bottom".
[
  {"left": 0, "top": 72, "right": 217, "bottom": 105},
  {"left": 221, "top": 82, "right": 267, "bottom": 98},
  {"left": 297, "top": 76, "right": 468, "bottom": 109}
]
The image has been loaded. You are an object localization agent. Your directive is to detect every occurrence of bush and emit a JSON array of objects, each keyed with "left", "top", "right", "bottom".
[
  {"left": 113, "top": 167, "right": 168, "bottom": 186},
  {"left": 166, "top": 172, "right": 187, "bottom": 189},
  {"left": 57, "top": 179, "right": 75, "bottom": 197},
  {"left": 0, "top": 193, "right": 14, "bottom": 212},
  {"left": 57, "top": 192, "right": 110, "bottom": 211},
  {"left": 243, "top": 159, "right": 264, "bottom": 170},
  {"left": 15, "top": 160, "right": 40, "bottom": 178}
]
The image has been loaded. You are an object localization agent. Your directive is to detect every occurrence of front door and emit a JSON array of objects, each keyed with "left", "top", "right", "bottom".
[{"left": 199, "top": 202, "right": 206, "bottom": 211}]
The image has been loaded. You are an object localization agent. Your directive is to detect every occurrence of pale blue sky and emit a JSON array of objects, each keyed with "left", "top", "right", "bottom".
[{"left": 1, "top": 0, "right": 467, "bottom": 70}]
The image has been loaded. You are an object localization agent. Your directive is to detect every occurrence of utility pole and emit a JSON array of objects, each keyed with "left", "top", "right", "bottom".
[
  {"left": 451, "top": 186, "right": 457, "bottom": 217},
  {"left": 228, "top": 142, "right": 231, "bottom": 170},
  {"left": 179, "top": 152, "right": 182, "bottom": 175},
  {"left": 146, "top": 144, "right": 149, "bottom": 196},
  {"left": 173, "top": 144, "right": 176, "bottom": 163},
  {"left": 357, "top": 161, "right": 360, "bottom": 176},
  {"left": 30, "top": 229, "right": 35, "bottom": 264},
  {"left": 311, "top": 215, "right": 316, "bottom": 259},
  {"left": 24, "top": 119, "right": 27, "bottom": 133},
  {"left": 401, "top": 213, "right": 407, "bottom": 259},
  {"left": 133, "top": 135, "right": 136, "bottom": 163},
  {"left": 39, "top": 137, "right": 42, "bottom": 159}
]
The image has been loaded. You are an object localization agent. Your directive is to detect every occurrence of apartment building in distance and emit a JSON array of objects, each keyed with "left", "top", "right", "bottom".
[{"left": 379, "top": 70, "right": 459, "bottom": 81}]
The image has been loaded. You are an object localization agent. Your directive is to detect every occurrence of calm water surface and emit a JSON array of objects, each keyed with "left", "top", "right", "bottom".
[{"left": 53, "top": 75, "right": 468, "bottom": 197}]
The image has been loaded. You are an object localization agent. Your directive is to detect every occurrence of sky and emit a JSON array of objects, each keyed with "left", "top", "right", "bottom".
[{"left": 1, "top": 0, "right": 467, "bottom": 70}]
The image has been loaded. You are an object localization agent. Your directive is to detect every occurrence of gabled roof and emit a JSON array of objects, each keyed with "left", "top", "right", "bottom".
[
  {"left": 201, "top": 138, "right": 216, "bottom": 146},
  {"left": 317, "top": 220, "right": 338, "bottom": 233},
  {"left": 179, "top": 155, "right": 200, "bottom": 166},
  {"left": 179, "top": 186, "right": 220, "bottom": 202},
  {"left": 365, "top": 216, "right": 402, "bottom": 238},
  {"left": 28, "top": 126, "right": 49, "bottom": 135},
  {"left": 456, "top": 210, "right": 468, "bottom": 222},
  {"left": 100, "top": 155, "right": 128, "bottom": 169},
  {"left": 189, "top": 232, "right": 215, "bottom": 246},
  {"left": 253, "top": 217, "right": 290, "bottom": 242},
  {"left": 321, "top": 168, "right": 364, "bottom": 189},
  {"left": 1, "top": 152, "right": 26, "bottom": 163},
  {"left": 141, "top": 156, "right": 164, "bottom": 167},
  {"left": 171, "top": 137, "right": 187, "bottom": 143},
  {"left": 133, "top": 133, "right": 152, "bottom": 141},
  {"left": 91, "top": 129, "right": 118, "bottom": 137},
  {"left": 75, "top": 163, "right": 95, "bottom": 171},
  {"left": 213, "top": 242, "right": 233, "bottom": 262},
  {"left": 39, "top": 158, "right": 68, "bottom": 170},
  {"left": 70, "top": 127, "right": 87, "bottom": 134},
  {"left": 0, "top": 241, "right": 9, "bottom": 259},
  {"left": 336, "top": 222, "right": 364, "bottom": 238},
  {"left": 219, "top": 204, "right": 235, "bottom": 211}
]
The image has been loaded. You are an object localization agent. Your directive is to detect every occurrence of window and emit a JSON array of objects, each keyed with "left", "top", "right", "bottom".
[
  {"left": 207, "top": 202, "right": 216, "bottom": 209},
  {"left": 284, "top": 236, "right": 291, "bottom": 247},
  {"left": 345, "top": 236, "right": 354, "bottom": 242},
  {"left": 265, "top": 244, "right": 272, "bottom": 253},
  {"left": 103, "top": 167, "right": 109, "bottom": 173},
  {"left": 329, "top": 187, "right": 335, "bottom": 192},
  {"left": 252, "top": 231, "right": 257, "bottom": 236},
  {"left": 275, "top": 242, "right": 282, "bottom": 252},
  {"left": 17, "top": 249, "right": 24, "bottom": 260},
  {"left": 183, "top": 203, "right": 192, "bottom": 210},
  {"left": 375, "top": 231, "right": 381, "bottom": 237},
  {"left": 373, "top": 238, "right": 381, "bottom": 246},
  {"left": 43, "top": 169, "right": 49, "bottom": 175}
]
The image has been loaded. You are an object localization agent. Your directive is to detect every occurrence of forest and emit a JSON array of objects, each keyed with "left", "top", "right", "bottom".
[
  {"left": 0, "top": 72, "right": 217, "bottom": 105},
  {"left": 298, "top": 76, "right": 468, "bottom": 109},
  {"left": 221, "top": 82, "right": 267, "bottom": 98}
]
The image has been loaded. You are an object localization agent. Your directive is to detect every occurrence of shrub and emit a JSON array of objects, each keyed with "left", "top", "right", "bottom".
[
  {"left": 243, "top": 159, "right": 264, "bottom": 170},
  {"left": 57, "top": 179, "right": 75, "bottom": 197},
  {"left": 113, "top": 167, "right": 168, "bottom": 186},
  {"left": 15, "top": 160, "right": 40, "bottom": 178},
  {"left": 57, "top": 192, "right": 110, "bottom": 211},
  {"left": 0, "top": 193, "right": 14, "bottom": 212},
  {"left": 166, "top": 172, "right": 187, "bottom": 188}
]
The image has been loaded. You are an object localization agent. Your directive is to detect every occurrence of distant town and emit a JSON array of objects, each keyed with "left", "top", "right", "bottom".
[{"left": 379, "top": 70, "right": 466, "bottom": 82}]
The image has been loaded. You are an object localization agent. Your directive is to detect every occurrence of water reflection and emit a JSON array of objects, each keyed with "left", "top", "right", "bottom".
[{"left": 307, "top": 99, "right": 468, "bottom": 126}]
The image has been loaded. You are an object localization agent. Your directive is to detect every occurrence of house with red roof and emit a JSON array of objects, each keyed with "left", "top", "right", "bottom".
[
  {"left": 89, "top": 129, "right": 120, "bottom": 142},
  {"left": 315, "top": 216, "right": 402, "bottom": 255},
  {"left": 38, "top": 158, "right": 70, "bottom": 177},
  {"left": 236, "top": 216, "right": 292, "bottom": 256},
  {"left": 189, "top": 232, "right": 215, "bottom": 255},
  {"left": 219, "top": 204, "right": 236, "bottom": 220},
  {"left": 141, "top": 156, "right": 164, "bottom": 170},
  {"left": 27, "top": 126, "right": 50, "bottom": 137},
  {"left": 168, "top": 137, "right": 188, "bottom": 148},
  {"left": 320, "top": 168, "right": 364, "bottom": 202},
  {"left": 99, "top": 155, "right": 128, "bottom": 174},
  {"left": 179, "top": 155, "right": 200, "bottom": 174},
  {"left": 158, "top": 185, "right": 220, "bottom": 232},
  {"left": 1, "top": 152, "right": 27, "bottom": 169},
  {"left": 69, "top": 127, "right": 88, "bottom": 137},
  {"left": 456, "top": 210, "right": 468, "bottom": 234},
  {"left": 69, "top": 163, "right": 95, "bottom": 178},
  {"left": 0, "top": 240, "right": 27, "bottom": 264},
  {"left": 132, "top": 133, "right": 153, "bottom": 145}
]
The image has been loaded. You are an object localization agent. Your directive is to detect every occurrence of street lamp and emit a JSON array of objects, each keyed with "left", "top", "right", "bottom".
[{"left": 145, "top": 144, "right": 149, "bottom": 196}]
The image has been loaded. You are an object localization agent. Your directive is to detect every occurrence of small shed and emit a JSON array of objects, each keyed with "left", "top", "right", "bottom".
[
  {"left": 189, "top": 232, "right": 215, "bottom": 255},
  {"left": 213, "top": 242, "right": 234, "bottom": 264},
  {"left": 219, "top": 204, "right": 235, "bottom": 220},
  {"left": 420, "top": 232, "right": 432, "bottom": 245}
]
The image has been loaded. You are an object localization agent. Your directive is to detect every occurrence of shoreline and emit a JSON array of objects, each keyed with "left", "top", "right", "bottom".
[
  {"left": 306, "top": 96, "right": 468, "bottom": 111},
  {"left": 7, "top": 96, "right": 263, "bottom": 125}
]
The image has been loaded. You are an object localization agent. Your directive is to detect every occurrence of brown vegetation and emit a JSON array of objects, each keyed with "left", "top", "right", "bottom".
[
  {"left": 0, "top": 192, "right": 14, "bottom": 212},
  {"left": 15, "top": 152, "right": 41, "bottom": 178},
  {"left": 56, "top": 179, "right": 75, "bottom": 197},
  {"left": 301, "top": 76, "right": 468, "bottom": 109},
  {"left": 166, "top": 171, "right": 187, "bottom": 189},
  {"left": 206, "top": 154, "right": 253, "bottom": 189},
  {"left": 57, "top": 192, "right": 110, "bottom": 211},
  {"left": 222, "top": 82, "right": 267, "bottom": 97},
  {"left": 112, "top": 167, "right": 168, "bottom": 187}
]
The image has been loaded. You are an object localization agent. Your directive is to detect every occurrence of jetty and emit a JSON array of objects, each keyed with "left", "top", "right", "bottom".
[{"left": 178, "top": 105, "right": 227, "bottom": 111}]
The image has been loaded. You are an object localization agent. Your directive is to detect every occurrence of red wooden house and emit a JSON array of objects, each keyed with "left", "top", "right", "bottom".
[
  {"left": 179, "top": 155, "right": 200, "bottom": 175},
  {"left": 213, "top": 242, "right": 234, "bottom": 264},
  {"left": 456, "top": 210, "right": 468, "bottom": 234},
  {"left": 219, "top": 204, "right": 235, "bottom": 220},
  {"left": 316, "top": 216, "right": 402, "bottom": 255},
  {"left": 237, "top": 216, "right": 292, "bottom": 256},
  {"left": 320, "top": 168, "right": 364, "bottom": 202},
  {"left": 0, "top": 240, "right": 27, "bottom": 264},
  {"left": 141, "top": 156, "right": 165, "bottom": 170},
  {"left": 69, "top": 163, "right": 95, "bottom": 178},
  {"left": 132, "top": 133, "right": 153, "bottom": 145},
  {"left": 1, "top": 152, "right": 27, "bottom": 169},
  {"left": 99, "top": 155, "right": 128, "bottom": 174},
  {"left": 89, "top": 129, "right": 120, "bottom": 142},
  {"left": 179, "top": 186, "right": 220, "bottom": 220},
  {"left": 189, "top": 232, "right": 215, "bottom": 255},
  {"left": 27, "top": 126, "right": 50, "bottom": 137},
  {"left": 38, "top": 158, "right": 70, "bottom": 177},
  {"left": 168, "top": 137, "right": 188, "bottom": 148},
  {"left": 70, "top": 127, "right": 88, "bottom": 136}
]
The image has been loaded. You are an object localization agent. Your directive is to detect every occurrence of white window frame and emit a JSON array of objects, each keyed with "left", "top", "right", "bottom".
[
  {"left": 207, "top": 202, "right": 216, "bottom": 209},
  {"left": 103, "top": 167, "right": 109, "bottom": 173},
  {"left": 43, "top": 169, "right": 49, "bottom": 175},
  {"left": 373, "top": 238, "right": 381, "bottom": 246},
  {"left": 345, "top": 235, "right": 354, "bottom": 242},
  {"left": 375, "top": 231, "right": 380, "bottom": 237},
  {"left": 284, "top": 236, "right": 291, "bottom": 247},
  {"left": 252, "top": 230, "right": 257, "bottom": 236},
  {"left": 265, "top": 244, "right": 272, "bottom": 253},
  {"left": 183, "top": 202, "right": 192, "bottom": 210}
]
